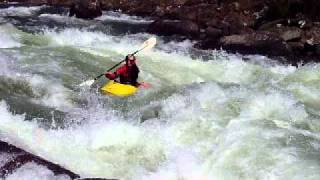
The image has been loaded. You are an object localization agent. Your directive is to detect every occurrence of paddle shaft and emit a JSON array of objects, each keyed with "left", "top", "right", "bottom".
[
  {"left": 94, "top": 45, "right": 148, "bottom": 80},
  {"left": 94, "top": 60, "right": 124, "bottom": 80}
]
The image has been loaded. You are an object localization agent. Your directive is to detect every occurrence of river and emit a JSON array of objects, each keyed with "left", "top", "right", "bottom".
[{"left": 1, "top": 5, "right": 320, "bottom": 180}]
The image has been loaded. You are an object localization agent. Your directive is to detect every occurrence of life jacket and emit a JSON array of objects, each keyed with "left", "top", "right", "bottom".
[{"left": 116, "top": 64, "right": 140, "bottom": 86}]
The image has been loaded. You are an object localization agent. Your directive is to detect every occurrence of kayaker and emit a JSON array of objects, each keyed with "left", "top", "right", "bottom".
[{"left": 105, "top": 54, "right": 140, "bottom": 86}]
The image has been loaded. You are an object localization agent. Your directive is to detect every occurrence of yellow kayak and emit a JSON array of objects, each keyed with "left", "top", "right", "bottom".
[{"left": 101, "top": 80, "right": 138, "bottom": 97}]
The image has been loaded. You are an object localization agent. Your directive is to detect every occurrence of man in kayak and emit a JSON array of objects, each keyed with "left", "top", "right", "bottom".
[{"left": 105, "top": 54, "right": 140, "bottom": 86}]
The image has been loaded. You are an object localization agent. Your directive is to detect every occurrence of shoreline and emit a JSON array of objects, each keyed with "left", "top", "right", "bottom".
[
  {"left": 2, "top": 1, "right": 320, "bottom": 65},
  {"left": 3, "top": 0, "right": 320, "bottom": 66}
]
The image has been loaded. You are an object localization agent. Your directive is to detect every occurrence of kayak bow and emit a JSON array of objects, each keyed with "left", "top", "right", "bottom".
[{"left": 101, "top": 80, "right": 138, "bottom": 97}]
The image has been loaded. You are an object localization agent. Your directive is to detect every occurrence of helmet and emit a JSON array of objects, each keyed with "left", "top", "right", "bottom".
[{"left": 125, "top": 54, "right": 136, "bottom": 62}]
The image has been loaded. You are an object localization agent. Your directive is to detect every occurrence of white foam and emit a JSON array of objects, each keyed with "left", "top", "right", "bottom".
[
  {"left": 0, "top": 53, "right": 11, "bottom": 75},
  {"left": 1, "top": 65, "right": 320, "bottom": 180},
  {"left": 43, "top": 28, "right": 110, "bottom": 47},
  {"left": 39, "top": 14, "right": 69, "bottom": 21},
  {"left": 240, "top": 92, "right": 308, "bottom": 124},
  {"left": 27, "top": 75, "right": 73, "bottom": 110},
  {"left": 0, "top": 54, "right": 73, "bottom": 110},
  {"left": 0, "top": 152, "right": 19, "bottom": 165},
  {"left": 42, "top": 29, "right": 156, "bottom": 58},
  {"left": 0, "top": 24, "right": 21, "bottom": 48},
  {"left": 0, "top": 101, "right": 166, "bottom": 178},
  {"left": 39, "top": 14, "right": 88, "bottom": 24},
  {"left": 0, "top": 6, "right": 43, "bottom": 16},
  {"left": 0, "top": 33, "right": 21, "bottom": 48},
  {"left": 2, "top": 15, "right": 320, "bottom": 180},
  {"left": 6, "top": 162, "right": 71, "bottom": 180},
  {"left": 97, "top": 11, "right": 153, "bottom": 24}
]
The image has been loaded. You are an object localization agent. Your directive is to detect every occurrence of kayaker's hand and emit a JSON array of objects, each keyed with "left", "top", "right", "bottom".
[{"left": 105, "top": 72, "right": 114, "bottom": 79}]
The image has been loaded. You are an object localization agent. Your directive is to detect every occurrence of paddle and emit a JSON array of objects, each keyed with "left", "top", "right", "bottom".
[{"left": 79, "top": 37, "right": 157, "bottom": 87}]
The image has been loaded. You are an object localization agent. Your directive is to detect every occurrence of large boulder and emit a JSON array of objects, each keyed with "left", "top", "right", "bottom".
[
  {"left": 219, "top": 31, "right": 291, "bottom": 56},
  {"left": 265, "top": 26, "right": 303, "bottom": 41},
  {"left": 148, "top": 19, "right": 199, "bottom": 38},
  {"left": 205, "top": 27, "right": 223, "bottom": 39},
  {"left": 280, "top": 27, "right": 302, "bottom": 41},
  {"left": 69, "top": 0, "right": 102, "bottom": 19},
  {"left": 198, "top": 31, "right": 291, "bottom": 57},
  {"left": 302, "top": 26, "right": 320, "bottom": 56}
]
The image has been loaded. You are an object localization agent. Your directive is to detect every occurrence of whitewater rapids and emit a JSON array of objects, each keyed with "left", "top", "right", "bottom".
[{"left": 1, "top": 5, "right": 320, "bottom": 180}]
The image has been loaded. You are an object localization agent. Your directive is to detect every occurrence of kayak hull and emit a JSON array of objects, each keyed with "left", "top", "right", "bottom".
[{"left": 101, "top": 80, "right": 138, "bottom": 97}]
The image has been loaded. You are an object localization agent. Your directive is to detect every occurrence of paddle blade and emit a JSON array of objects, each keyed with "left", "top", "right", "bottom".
[
  {"left": 140, "top": 37, "right": 157, "bottom": 52},
  {"left": 138, "top": 82, "right": 152, "bottom": 89},
  {"left": 79, "top": 79, "right": 95, "bottom": 87}
]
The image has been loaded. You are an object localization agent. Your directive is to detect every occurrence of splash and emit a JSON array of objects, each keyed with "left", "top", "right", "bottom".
[{"left": 1, "top": 6, "right": 320, "bottom": 180}]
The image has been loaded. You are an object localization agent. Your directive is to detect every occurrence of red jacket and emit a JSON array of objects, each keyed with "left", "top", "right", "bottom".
[{"left": 105, "top": 64, "right": 139, "bottom": 86}]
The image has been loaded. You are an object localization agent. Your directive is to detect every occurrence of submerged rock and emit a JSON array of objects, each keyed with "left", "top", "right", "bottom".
[
  {"left": 0, "top": 141, "right": 118, "bottom": 179},
  {"left": 0, "top": 141, "right": 79, "bottom": 179}
]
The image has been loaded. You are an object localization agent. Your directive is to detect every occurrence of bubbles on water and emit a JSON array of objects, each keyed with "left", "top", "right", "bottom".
[
  {"left": 6, "top": 162, "right": 71, "bottom": 180},
  {"left": 2, "top": 7, "right": 320, "bottom": 179},
  {"left": 0, "top": 24, "right": 21, "bottom": 48},
  {"left": 96, "top": 11, "right": 153, "bottom": 24}
]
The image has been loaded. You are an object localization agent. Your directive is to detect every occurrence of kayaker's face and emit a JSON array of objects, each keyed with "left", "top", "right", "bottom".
[{"left": 127, "top": 56, "right": 136, "bottom": 67}]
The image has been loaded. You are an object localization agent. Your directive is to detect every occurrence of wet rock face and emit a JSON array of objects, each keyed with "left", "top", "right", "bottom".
[
  {"left": 0, "top": 141, "right": 79, "bottom": 179},
  {"left": 148, "top": 19, "right": 199, "bottom": 38},
  {"left": 0, "top": 141, "right": 117, "bottom": 179},
  {"left": 69, "top": 0, "right": 102, "bottom": 19},
  {"left": 198, "top": 31, "right": 292, "bottom": 57},
  {"left": 6, "top": 0, "right": 320, "bottom": 62},
  {"left": 220, "top": 31, "right": 292, "bottom": 56},
  {"left": 263, "top": 0, "right": 320, "bottom": 22}
]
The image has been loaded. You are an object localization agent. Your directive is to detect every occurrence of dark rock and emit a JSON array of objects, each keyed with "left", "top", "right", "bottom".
[
  {"left": 125, "top": 1, "right": 163, "bottom": 16},
  {"left": 205, "top": 27, "right": 222, "bottom": 38},
  {"left": 194, "top": 38, "right": 220, "bottom": 49},
  {"left": 184, "top": 0, "right": 208, "bottom": 6},
  {"left": 0, "top": 141, "right": 23, "bottom": 154},
  {"left": 280, "top": 27, "right": 302, "bottom": 41},
  {"left": 8, "top": 0, "right": 320, "bottom": 62},
  {"left": 0, "top": 141, "right": 117, "bottom": 179},
  {"left": 206, "top": 18, "right": 219, "bottom": 27},
  {"left": 288, "top": 41, "right": 304, "bottom": 52},
  {"left": 148, "top": 19, "right": 199, "bottom": 38},
  {"left": 218, "top": 31, "right": 292, "bottom": 56},
  {"left": 162, "top": 4, "right": 220, "bottom": 24},
  {"left": 304, "top": 26, "right": 320, "bottom": 44},
  {"left": 299, "top": 26, "right": 320, "bottom": 57},
  {"left": 69, "top": 0, "right": 102, "bottom": 19},
  {"left": 301, "top": 0, "right": 320, "bottom": 21},
  {"left": 266, "top": 26, "right": 303, "bottom": 41},
  {"left": 315, "top": 44, "right": 320, "bottom": 55},
  {"left": 0, "top": 141, "right": 79, "bottom": 179},
  {"left": 258, "top": 19, "right": 286, "bottom": 31}
]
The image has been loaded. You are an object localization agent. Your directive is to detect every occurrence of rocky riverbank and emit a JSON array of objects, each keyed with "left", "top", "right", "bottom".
[
  {"left": 0, "top": 141, "right": 116, "bottom": 179},
  {"left": 0, "top": 141, "right": 79, "bottom": 179},
  {"left": 4, "top": 0, "right": 320, "bottom": 64}
]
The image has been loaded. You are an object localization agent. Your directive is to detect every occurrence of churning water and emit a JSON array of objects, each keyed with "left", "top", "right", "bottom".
[{"left": 1, "top": 5, "right": 320, "bottom": 180}]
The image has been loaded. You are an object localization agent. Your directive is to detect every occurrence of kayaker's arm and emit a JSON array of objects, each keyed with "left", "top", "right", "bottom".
[
  {"left": 105, "top": 72, "right": 117, "bottom": 80},
  {"left": 105, "top": 66, "right": 125, "bottom": 80}
]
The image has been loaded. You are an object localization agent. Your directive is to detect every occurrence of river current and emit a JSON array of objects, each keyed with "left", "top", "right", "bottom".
[{"left": 0, "top": 5, "right": 320, "bottom": 180}]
